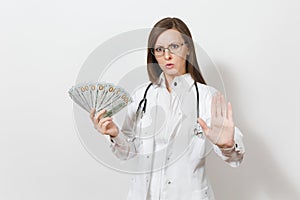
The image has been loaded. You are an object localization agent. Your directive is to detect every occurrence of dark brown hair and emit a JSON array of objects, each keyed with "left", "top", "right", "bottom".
[{"left": 147, "top": 17, "right": 206, "bottom": 85}]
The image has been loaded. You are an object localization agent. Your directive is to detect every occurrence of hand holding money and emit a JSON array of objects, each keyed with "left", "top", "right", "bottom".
[
  {"left": 90, "top": 108, "right": 119, "bottom": 137},
  {"left": 68, "top": 81, "right": 132, "bottom": 137}
]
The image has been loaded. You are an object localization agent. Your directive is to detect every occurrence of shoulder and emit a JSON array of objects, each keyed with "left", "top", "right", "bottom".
[
  {"left": 131, "top": 82, "right": 154, "bottom": 102},
  {"left": 195, "top": 82, "right": 218, "bottom": 100},
  {"left": 195, "top": 83, "right": 219, "bottom": 117}
]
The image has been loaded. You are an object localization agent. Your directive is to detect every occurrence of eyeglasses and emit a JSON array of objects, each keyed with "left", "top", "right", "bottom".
[{"left": 151, "top": 42, "right": 186, "bottom": 57}]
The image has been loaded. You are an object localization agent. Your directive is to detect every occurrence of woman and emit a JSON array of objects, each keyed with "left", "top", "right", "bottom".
[{"left": 90, "top": 17, "right": 245, "bottom": 200}]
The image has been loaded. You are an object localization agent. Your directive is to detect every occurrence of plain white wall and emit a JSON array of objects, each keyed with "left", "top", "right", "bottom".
[{"left": 1, "top": 0, "right": 300, "bottom": 199}]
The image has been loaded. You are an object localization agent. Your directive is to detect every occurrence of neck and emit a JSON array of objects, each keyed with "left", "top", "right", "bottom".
[
  {"left": 165, "top": 75, "right": 174, "bottom": 93},
  {"left": 163, "top": 73, "right": 187, "bottom": 93}
]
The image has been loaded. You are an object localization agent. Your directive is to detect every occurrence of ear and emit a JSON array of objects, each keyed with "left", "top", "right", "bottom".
[
  {"left": 185, "top": 43, "right": 190, "bottom": 56},
  {"left": 186, "top": 48, "right": 190, "bottom": 58},
  {"left": 186, "top": 54, "right": 190, "bottom": 60}
]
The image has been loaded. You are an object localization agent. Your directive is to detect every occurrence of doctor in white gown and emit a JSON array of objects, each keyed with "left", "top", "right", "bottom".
[{"left": 90, "top": 17, "right": 245, "bottom": 200}]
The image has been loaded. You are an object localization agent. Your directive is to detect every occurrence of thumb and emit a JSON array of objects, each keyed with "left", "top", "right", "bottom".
[{"left": 198, "top": 118, "right": 209, "bottom": 135}]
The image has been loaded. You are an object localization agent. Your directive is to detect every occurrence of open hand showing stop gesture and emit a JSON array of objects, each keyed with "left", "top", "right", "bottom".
[{"left": 198, "top": 93, "right": 235, "bottom": 148}]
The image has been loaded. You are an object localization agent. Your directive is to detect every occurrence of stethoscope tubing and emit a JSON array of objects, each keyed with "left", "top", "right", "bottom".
[{"left": 136, "top": 81, "right": 203, "bottom": 136}]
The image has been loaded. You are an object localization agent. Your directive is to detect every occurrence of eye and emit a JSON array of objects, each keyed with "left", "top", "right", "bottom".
[
  {"left": 169, "top": 43, "right": 180, "bottom": 50},
  {"left": 155, "top": 47, "right": 163, "bottom": 52}
]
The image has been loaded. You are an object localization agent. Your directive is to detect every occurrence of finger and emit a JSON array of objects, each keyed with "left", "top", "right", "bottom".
[
  {"left": 99, "top": 117, "right": 113, "bottom": 124},
  {"left": 90, "top": 108, "right": 96, "bottom": 120},
  {"left": 198, "top": 118, "right": 209, "bottom": 135},
  {"left": 211, "top": 94, "right": 217, "bottom": 118},
  {"left": 102, "top": 121, "right": 112, "bottom": 129},
  {"left": 227, "top": 102, "right": 233, "bottom": 121},
  {"left": 98, "top": 117, "right": 112, "bottom": 128},
  {"left": 220, "top": 94, "right": 226, "bottom": 117},
  {"left": 97, "top": 118, "right": 112, "bottom": 133},
  {"left": 93, "top": 109, "right": 106, "bottom": 124},
  {"left": 216, "top": 93, "right": 222, "bottom": 117}
]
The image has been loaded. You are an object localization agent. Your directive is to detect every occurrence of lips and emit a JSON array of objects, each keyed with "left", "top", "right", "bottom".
[{"left": 165, "top": 63, "right": 174, "bottom": 69}]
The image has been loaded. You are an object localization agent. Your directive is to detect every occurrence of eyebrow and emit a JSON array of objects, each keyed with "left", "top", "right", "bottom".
[{"left": 154, "top": 41, "right": 183, "bottom": 46}]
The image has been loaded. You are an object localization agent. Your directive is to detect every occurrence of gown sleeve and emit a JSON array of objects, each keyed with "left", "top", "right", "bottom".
[{"left": 108, "top": 90, "right": 141, "bottom": 160}]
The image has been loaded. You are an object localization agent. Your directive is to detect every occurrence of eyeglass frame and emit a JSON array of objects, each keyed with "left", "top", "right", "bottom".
[{"left": 150, "top": 42, "right": 187, "bottom": 57}]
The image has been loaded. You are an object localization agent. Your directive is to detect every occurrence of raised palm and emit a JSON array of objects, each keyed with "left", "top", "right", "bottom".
[{"left": 198, "top": 93, "right": 235, "bottom": 148}]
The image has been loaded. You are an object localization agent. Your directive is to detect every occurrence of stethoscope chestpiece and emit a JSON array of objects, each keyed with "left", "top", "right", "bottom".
[{"left": 194, "top": 122, "right": 204, "bottom": 138}]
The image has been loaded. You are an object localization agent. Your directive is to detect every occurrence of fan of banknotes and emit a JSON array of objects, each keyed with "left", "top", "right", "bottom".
[{"left": 68, "top": 82, "right": 132, "bottom": 118}]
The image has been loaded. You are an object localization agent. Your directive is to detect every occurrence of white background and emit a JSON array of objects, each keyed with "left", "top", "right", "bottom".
[{"left": 1, "top": 0, "right": 300, "bottom": 199}]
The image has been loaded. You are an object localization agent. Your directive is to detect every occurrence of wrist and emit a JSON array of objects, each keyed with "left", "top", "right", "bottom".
[
  {"left": 110, "top": 127, "right": 119, "bottom": 138},
  {"left": 109, "top": 133, "right": 119, "bottom": 143},
  {"left": 110, "top": 133, "right": 119, "bottom": 138},
  {"left": 217, "top": 140, "right": 235, "bottom": 149}
]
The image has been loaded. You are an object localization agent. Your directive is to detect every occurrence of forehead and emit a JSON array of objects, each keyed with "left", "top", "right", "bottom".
[{"left": 155, "top": 29, "right": 184, "bottom": 45}]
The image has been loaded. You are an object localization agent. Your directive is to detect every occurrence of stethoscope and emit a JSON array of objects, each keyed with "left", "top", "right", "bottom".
[{"left": 136, "top": 81, "right": 204, "bottom": 137}]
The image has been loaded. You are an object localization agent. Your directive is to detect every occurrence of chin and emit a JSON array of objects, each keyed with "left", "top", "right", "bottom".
[
  {"left": 165, "top": 69, "right": 186, "bottom": 77},
  {"left": 164, "top": 70, "right": 178, "bottom": 76},
  {"left": 163, "top": 67, "right": 178, "bottom": 73}
]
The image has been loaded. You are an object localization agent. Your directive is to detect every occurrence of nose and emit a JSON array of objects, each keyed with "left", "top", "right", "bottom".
[{"left": 164, "top": 49, "right": 172, "bottom": 60}]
